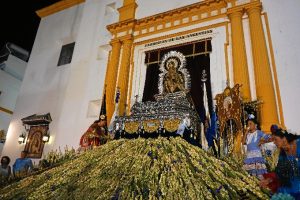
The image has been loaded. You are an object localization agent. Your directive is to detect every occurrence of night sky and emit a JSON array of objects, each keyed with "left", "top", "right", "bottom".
[{"left": 1, "top": 0, "right": 61, "bottom": 54}]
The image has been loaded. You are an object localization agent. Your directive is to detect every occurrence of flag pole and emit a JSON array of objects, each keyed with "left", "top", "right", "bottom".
[
  {"left": 201, "top": 69, "right": 209, "bottom": 150},
  {"left": 99, "top": 84, "right": 107, "bottom": 120}
]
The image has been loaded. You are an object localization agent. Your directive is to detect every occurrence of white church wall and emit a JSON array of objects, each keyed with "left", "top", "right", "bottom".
[
  {"left": 3, "top": 55, "right": 28, "bottom": 81},
  {"left": 0, "top": 69, "right": 22, "bottom": 154},
  {"left": 52, "top": 0, "right": 121, "bottom": 150},
  {"left": 135, "top": 0, "right": 201, "bottom": 19},
  {"left": 1, "top": 4, "right": 85, "bottom": 163},
  {"left": 261, "top": 0, "right": 300, "bottom": 133},
  {"left": 1, "top": 0, "right": 122, "bottom": 163}
]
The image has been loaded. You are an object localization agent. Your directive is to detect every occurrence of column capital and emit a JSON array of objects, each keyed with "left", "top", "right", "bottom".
[
  {"left": 227, "top": 7, "right": 244, "bottom": 19},
  {"left": 245, "top": 2, "right": 262, "bottom": 15},
  {"left": 121, "top": 36, "right": 134, "bottom": 44},
  {"left": 110, "top": 39, "right": 121, "bottom": 46}
]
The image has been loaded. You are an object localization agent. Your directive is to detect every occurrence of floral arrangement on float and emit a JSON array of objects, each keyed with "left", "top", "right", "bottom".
[{"left": 0, "top": 137, "right": 270, "bottom": 199}]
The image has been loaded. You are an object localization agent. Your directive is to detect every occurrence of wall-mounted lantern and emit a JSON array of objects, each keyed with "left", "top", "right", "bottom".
[{"left": 18, "top": 133, "right": 26, "bottom": 144}]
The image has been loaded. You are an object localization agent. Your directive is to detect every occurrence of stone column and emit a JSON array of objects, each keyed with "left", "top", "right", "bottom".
[
  {"left": 105, "top": 39, "right": 121, "bottom": 124},
  {"left": 246, "top": 4, "right": 279, "bottom": 131},
  {"left": 228, "top": 8, "right": 251, "bottom": 100},
  {"left": 117, "top": 37, "right": 133, "bottom": 116}
]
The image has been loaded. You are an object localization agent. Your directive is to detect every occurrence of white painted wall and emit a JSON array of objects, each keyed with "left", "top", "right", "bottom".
[
  {"left": 53, "top": 0, "right": 121, "bottom": 150},
  {"left": 136, "top": 0, "right": 201, "bottom": 19},
  {"left": 0, "top": 55, "right": 26, "bottom": 154},
  {"left": 3, "top": 55, "right": 28, "bottom": 81},
  {"left": 1, "top": 0, "right": 123, "bottom": 164},
  {"left": 262, "top": 0, "right": 300, "bottom": 133}
]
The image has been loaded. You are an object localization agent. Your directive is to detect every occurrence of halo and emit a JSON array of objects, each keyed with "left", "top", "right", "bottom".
[{"left": 165, "top": 58, "right": 179, "bottom": 70}]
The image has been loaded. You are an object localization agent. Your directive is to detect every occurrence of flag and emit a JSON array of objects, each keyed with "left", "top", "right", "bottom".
[
  {"left": 203, "top": 82, "right": 211, "bottom": 126},
  {"left": 108, "top": 88, "right": 120, "bottom": 132},
  {"left": 99, "top": 87, "right": 106, "bottom": 119},
  {"left": 201, "top": 122, "right": 208, "bottom": 150},
  {"left": 207, "top": 110, "right": 217, "bottom": 147},
  {"left": 201, "top": 81, "right": 210, "bottom": 150}
]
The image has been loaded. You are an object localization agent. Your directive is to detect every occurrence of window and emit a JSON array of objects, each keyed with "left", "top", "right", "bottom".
[
  {"left": 87, "top": 100, "right": 101, "bottom": 118},
  {"left": 97, "top": 44, "right": 111, "bottom": 60},
  {"left": 57, "top": 42, "right": 75, "bottom": 66},
  {"left": 105, "top": 3, "right": 116, "bottom": 16}
]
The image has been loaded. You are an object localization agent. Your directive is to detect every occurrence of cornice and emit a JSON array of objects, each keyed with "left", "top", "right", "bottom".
[
  {"left": 244, "top": 1, "right": 262, "bottom": 13},
  {"left": 107, "top": 0, "right": 227, "bottom": 34},
  {"left": 136, "top": 0, "right": 226, "bottom": 26},
  {"left": 36, "top": 0, "right": 85, "bottom": 18},
  {"left": 107, "top": 19, "right": 137, "bottom": 33}
]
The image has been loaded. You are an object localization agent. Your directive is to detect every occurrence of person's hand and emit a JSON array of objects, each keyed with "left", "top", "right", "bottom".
[
  {"left": 244, "top": 127, "right": 250, "bottom": 135},
  {"left": 259, "top": 178, "right": 272, "bottom": 188},
  {"left": 258, "top": 138, "right": 265, "bottom": 146}
]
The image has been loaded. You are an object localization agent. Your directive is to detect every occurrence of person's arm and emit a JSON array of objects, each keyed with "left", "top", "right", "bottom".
[
  {"left": 28, "top": 159, "right": 33, "bottom": 172},
  {"left": 12, "top": 161, "right": 16, "bottom": 177},
  {"left": 8, "top": 166, "right": 11, "bottom": 178},
  {"left": 242, "top": 127, "right": 249, "bottom": 145},
  {"left": 258, "top": 131, "right": 272, "bottom": 146},
  {"left": 259, "top": 177, "right": 272, "bottom": 188}
]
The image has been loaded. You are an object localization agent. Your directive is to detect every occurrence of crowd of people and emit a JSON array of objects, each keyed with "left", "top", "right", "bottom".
[
  {"left": 0, "top": 150, "right": 33, "bottom": 185},
  {"left": 241, "top": 116, "right": 300, "bottom": 199}
]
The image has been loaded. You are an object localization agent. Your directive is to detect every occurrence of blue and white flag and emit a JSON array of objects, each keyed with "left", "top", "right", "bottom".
[{"left": 207, "top": 110, "right": 217, "bottom": 147}]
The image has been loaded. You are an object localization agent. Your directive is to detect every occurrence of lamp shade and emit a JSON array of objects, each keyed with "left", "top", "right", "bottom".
[{"left": 42, "top": 134, "right": 50, "bottom": 143}]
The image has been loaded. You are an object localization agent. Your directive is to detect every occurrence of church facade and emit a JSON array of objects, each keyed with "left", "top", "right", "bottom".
[{"left": 1, "top": 0, "right": 300, "bottom": 163}]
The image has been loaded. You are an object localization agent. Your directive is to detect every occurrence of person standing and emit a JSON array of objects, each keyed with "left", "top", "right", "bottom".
[
  {"left": 0, "top": 156, "right": 11, "bottom": 187},
  {"left": 13, "top": 151, "right": 33, "bottom": 178},
  {"left": 261, "top": 129, "right": 300, "bottom": 198},
  {"left": 242, "top": 117, "right": 271, "bottom": 179}
]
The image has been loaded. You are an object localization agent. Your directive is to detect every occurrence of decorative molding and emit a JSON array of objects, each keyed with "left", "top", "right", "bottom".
[
  {"left": 36, "top": 0, "right": 85, "bottom": 18},
  {"left": 144, "top": 30, "right": 213, "bottom": 48},
  {"left": 107, "top": 0, "right": 227, "bottom": 39},
  {"left": 133, "top": 22, "right": 225, "bottom": 47},
  {"left": 0, "top": 106, "right": 13, "bottom": 115}
]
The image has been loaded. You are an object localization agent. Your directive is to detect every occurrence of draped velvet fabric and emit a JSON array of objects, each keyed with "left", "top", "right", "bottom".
[{"left": 142, "top": 39, "right": 213, "bottom": 121}]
